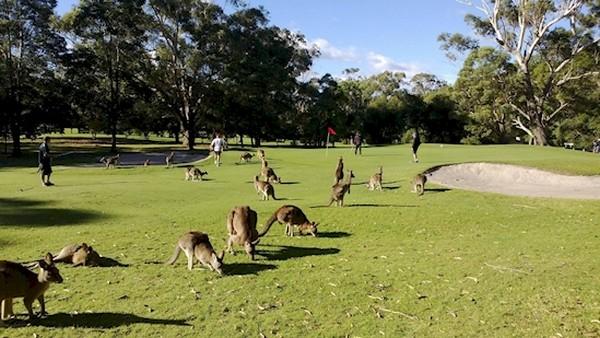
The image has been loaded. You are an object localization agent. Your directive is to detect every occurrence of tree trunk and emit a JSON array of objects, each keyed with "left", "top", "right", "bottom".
[
  {"left": 10, "top": 120, "right": 21, "bottom": 157},
  {"left": 110, "top": 123, "right": 117, "bottom": 153},
  {"left": 254, "top": 136, "right": 261, "bottom": 147},
  {"left": 239, "top": 134, "right": 244, "bottom": 147},
  {"left": 182, "top": 123, "right": 195, "bottom": 151},
  {"left": 531, "top": 123, "right": 548, "bottom": 146}
]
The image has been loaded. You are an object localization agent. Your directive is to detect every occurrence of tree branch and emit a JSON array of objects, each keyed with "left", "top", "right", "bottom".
[{"left": 545, "top": 102, "right": 568, "bottom": 122}]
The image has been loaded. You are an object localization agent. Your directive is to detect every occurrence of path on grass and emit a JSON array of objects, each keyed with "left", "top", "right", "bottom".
[{"left": 429, "top": 162, "right": 600, "bottom": 200}]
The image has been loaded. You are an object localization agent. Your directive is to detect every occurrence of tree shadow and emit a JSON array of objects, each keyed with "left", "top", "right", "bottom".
[
  {"left": 0, "top": 198, "right": 105, "bottom": 227},
  {"left": 316, "top": 231, "right": 351, "bottom": 238},
  {"left": 224, "top": 262, "right": 277, "bottom": 276},
  {"left": 8, "top": 312, "right": 190, "bottom": 328},
  {"left": 258, "top": 245, "right": 340, "bottom": 261}
]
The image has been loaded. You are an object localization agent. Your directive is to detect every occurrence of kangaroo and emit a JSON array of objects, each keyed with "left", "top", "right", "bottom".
[
  {"left": 257, "top": 149, "right": 266, "bottom": 161},
  {"left": 166, "top": 152, "right": 175, "bottom": 168},
  {"left": 226, "top": 206, "right": 260, "bottom": 260},
  {"left": 334, "top": 157, "right": 344, "bottom": 185},
  {"left": 0, "top": 253, "right": 63, "bottom": 320},
  {"left": 412, "top": 173, "right": 427, "bottom": 195},
  {"left": 185, "top": 167, "right": 208, "bottom": 181},
  {"left": 258, "top": 205, "right": 318, "bottom": 237},
  {"left": 328, "top": 170, "right": 355, "bottom": 207},
  {"left": 260, "top": 159, "right": 282, "bottom": 184},
  {"left": 143, "top": 159, "right": 151, "bottom": 167},
  {"left": 166, "top": 231, "right": 224, "bottom": 274},
  {"left": 254, "top": 176, "right": 277, "bottom": 200},
  {"left": 53, "top": 243, "right": 101, "bottom": 267},
  {"left": 240, "top": 152, "right": 254, "bottom": 163},
  {"left": 367, "top": 166, "right": 383, "bottom": 191},
  {"left": 100, "top": 154, "right": 119, "bottom": 169}
]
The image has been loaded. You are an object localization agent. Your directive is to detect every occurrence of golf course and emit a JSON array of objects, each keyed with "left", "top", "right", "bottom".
[{"left": 1, "top": 137, "right": 599, "bottom": 337}]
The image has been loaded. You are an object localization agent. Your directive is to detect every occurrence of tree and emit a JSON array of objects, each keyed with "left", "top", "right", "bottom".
[
  {"left": 0, "top": 0, "right": 65, "bottom": 156},
  {"left": 442, "top": 0, "right": 599, "bottom": 145},
  {"left": 454, "top": 47, "right": 518, "bottom": 143},
  {"left": 410, "top": 73, "right": 447, "bottom": 96},
  {"left": 64, "top": 0, "right": 149, "bottom": 152}
]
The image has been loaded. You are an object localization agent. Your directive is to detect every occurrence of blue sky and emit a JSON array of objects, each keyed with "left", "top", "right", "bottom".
[{"left": 56, "top": 0, "right": 478, "bottom": 83}]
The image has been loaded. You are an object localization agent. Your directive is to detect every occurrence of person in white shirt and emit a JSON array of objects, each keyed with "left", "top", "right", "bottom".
[{"left": 210, "top": 133, "right": 227, "bottom": 166}]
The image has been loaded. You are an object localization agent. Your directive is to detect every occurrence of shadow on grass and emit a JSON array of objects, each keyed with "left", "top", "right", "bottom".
[
  {"left": 9, "top": 312, "right": 190, "bottom": 328},
  {"left": 259, "top": 245, "right": 340, "bottom": 261},
  {"left": 425, "top": 188, "right": 452, "bottom": 193},
  {"left": 315, "top": 231, "right": 351, "bottom": 238},
  {"left": 382, "top": 186, "right": 400, "bottom": 190},
  {"left": 224, "top": 262, "right": 277, "bottom": 276},
  {"left": 0, "top": 198, "right": 105, "bottom": 227},
  {"left": 279, "top": 181, "right": 300, "bottom": 185},
  {"left": 97, "top": 257, "right": 129, "bottom": 267},
  {"left": 310, "top": 203, "right": 416, "bottom": 209}
]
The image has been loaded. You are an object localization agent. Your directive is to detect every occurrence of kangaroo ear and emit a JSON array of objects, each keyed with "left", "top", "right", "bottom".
[{"left": 43, "top": 252, "right": 53, "bottom": 265}]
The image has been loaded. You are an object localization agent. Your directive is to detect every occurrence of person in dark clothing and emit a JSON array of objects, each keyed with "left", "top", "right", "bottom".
[
  {"left": 352, "top": 132, "right": 362, "bottom": 155},
  {"left": 39, "top": 136, "right": 54, "bottom": 186},
  {"left": 411, "top": 129, "right": 421, "bottom": 163}
]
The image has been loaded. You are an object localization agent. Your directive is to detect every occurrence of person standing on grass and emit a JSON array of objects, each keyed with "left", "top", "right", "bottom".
[
  {"left": 411, "top": 128, "right": 421, "bottom": 163},
  {"left": 39, "top": 136, "right": 54, "bottom": 186},
  {"left": 352, "top": 131, "right": 362, "bottom": 155},
  {"left": 210, "top": 132, "right": 227, "bottom": 167}
]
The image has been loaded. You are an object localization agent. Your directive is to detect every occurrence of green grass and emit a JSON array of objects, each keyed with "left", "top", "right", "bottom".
[{"left": 1, "top": 142, "right": 600, "bottom": 337}]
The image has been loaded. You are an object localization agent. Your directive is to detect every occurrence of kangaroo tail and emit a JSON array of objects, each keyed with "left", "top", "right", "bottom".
[
  {"left": 165, "top": 245, "right": 181, "bottom": 265},
  {"left": 258, "top": 212, "right": 278, "bottom": 237}
]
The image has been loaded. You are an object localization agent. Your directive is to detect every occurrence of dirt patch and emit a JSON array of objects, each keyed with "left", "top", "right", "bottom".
[{"left": 428, "top": 162, "right": 600, "bottom": 200}]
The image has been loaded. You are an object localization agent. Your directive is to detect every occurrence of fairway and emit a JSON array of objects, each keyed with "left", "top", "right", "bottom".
[{"left": 1, "top": 143, "right": 600, "bottom": 337}]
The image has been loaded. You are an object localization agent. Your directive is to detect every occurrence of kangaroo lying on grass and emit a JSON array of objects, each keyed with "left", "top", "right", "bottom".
[
  {"left": 260, "top": 159, "right": 282, "bottom": 183},
  {"left": 99, "top": 154, "right": 119, "bottom": 169},
  {"left": 226, "top": 206, "right": 260, "bottom": 260},
  {"left": 329, "top": 170, "right": 355, "bottom": 207},
  {"left": 334, "top": 157, "right": 344, "bottom": 185},
  {"left": 412, "top": 173, "right": 427, "bottom": 195},
  {"left": 254, "top": 176, "right": 277, "bottom": 200},
  {"left": 240, "top": 152, "right": 254, "bottom": 163},
  {"left": 367, "top": 166, "right": 383, "bottom": 191},
  {"left": 53, "top": 243, "right": 101, "bottom": 267},
  {"left": 166, "top": 231, "right": 224, "bottom": 275},
  {"left": 0, "top": 253, "right": 63, "bottom": 321},
  {"left": 258, "top": 205, "right": 318, "bottom": 237},
  {"left": 185, "top": 167, "right": 208, "bottom": 181}
]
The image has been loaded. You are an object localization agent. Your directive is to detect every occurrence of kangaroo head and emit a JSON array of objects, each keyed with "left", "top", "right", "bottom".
[
  {"left": 309, "top": 222, "right": 319, "bottom": 236},
  {"left": 85, "top": 246, "right": 101, "bottom": 266},
  {"left": 38, "top": 253, "right": 63, "bottom": 284},
  {"left": 211, "top": 250, "right": 225, "bottom": 275}
]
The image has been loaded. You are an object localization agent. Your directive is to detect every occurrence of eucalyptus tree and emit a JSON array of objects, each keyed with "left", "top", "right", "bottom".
[
  {"left": 441, "top": 0, "right": 599, "bottom": 145},
  {"left": 0, "top": 0, "right": 65, "bottom": 155}
]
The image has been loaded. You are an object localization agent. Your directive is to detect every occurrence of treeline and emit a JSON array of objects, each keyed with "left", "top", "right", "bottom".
[{"left": 1, "top": 0, "right": 598, "bottom": 156}]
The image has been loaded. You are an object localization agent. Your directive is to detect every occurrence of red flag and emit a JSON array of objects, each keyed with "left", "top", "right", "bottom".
[{"left": 327, "top": 127, "right": 337, "bottom": 135}]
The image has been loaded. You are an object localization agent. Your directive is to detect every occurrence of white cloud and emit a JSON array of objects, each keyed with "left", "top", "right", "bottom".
[
  {"left": 308, "top": 38, "right": 358, "bottom": 62},
  {"left": 366, "top": 52, "right": 423, "bottom": 77}
]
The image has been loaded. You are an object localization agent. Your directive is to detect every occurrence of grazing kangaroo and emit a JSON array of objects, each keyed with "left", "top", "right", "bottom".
[
  {"left": 226, "top": 206, "right": 260, "bottom": 260},
  {"left": 257, "top": 149, "right": 266, "bottom": 161},
  {"left": 260, "top": 159, "right": 282, "bottom": 184},
  {"left": 0, "top": 253, "right": 63, "bottom": 320},
  {"left": 100, "top": 154, "right": 119, "bottom": 169},
  {"left": 412, "top": 173, "right": 427, "bottom": 195},
  {"left": 185, "top": 167, "right": 208, "bottom": 181},
  {"left": 166, "top": 231, "right": 224, "bottom": 275},
  {"left": 166, "top": 152, "right": 175, "bottom": 168},
  {"left": 334, "top": 157, "right": 344, "bottom": 185},
  {"left": 258, "top": 205, "right": 318, "bottom": 237},
  {"left": 240, "top": 152, "right": 254, "bottom": 163},
  {"left": 328, "top": 170, "right": 355, "bottom": 207},
  {"left": 367, "top": 166, "right": 383, "bottom": 191},
  {"left": 53, "top": 243, "right": 101, "bottom": 267},
  {"left": 254, "top": 176, "right": 277, "bottom": 200}
]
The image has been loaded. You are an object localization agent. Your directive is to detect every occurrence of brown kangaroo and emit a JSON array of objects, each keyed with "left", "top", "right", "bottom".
[
  {"left": 412, "top": 173, "right": 427, "bottom": 195},
  {"left": 334, "top": 157, "right": 344, "bottom": 185},
  {"left": 240, "top": 152, "right": 254, "bottom": 163},
  {"left": 0, "top": 253, "right": 63, "bottom": 320},
  {"left": 258, "top": 205, "right": 318, "bottom": 237},
  {"left": 329, "top": 170, "right": 355, "bottom": 207},
  {"left": 53, "top": 243, "right": 101, "bottom": 267},
  {"left": 166, "top": 231, "right": 224, "bottom": 275},
  {"left": 226, "top": 206, "right": 260, "bottom": 260},
  {"left": 260, "top": 159, "right": 282, "bottom": 183},
  {"left": 254, "top": 176, "right": 277, "bottom": 200},
  {"left": 367, "top": 166, "right": 383, "bottom": 191},
  {"left": 166, "top": 152, "right": 175, "bottom": 168},
  {"left": 257, "top": 149, "right": 266, "bottom": 161},
  {"left": 100, "top": 154, "right": 119, "bottom": 169},
  {"left": 185, "top": 167, "right": 208, "bottom": 181}
]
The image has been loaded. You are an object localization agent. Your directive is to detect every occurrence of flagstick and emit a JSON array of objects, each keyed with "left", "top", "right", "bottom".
[{"left": 326, "top": 132, "right": 330, "bottom": 158}]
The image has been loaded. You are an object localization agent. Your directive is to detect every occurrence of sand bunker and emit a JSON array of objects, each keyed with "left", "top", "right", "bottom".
[{"left": 428, "top": 163, "right": 600, "bottom": 200}]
